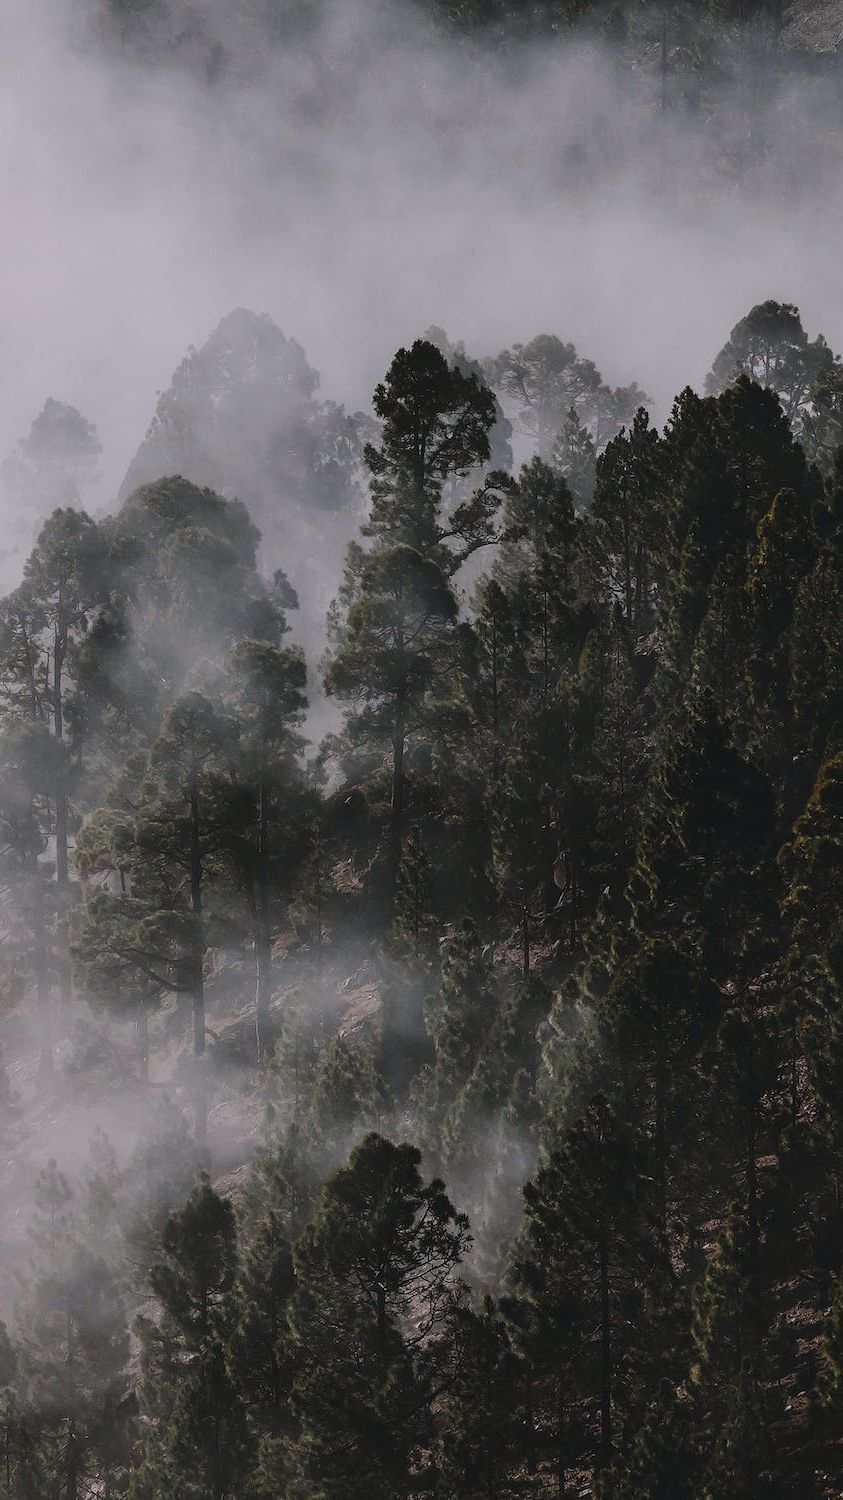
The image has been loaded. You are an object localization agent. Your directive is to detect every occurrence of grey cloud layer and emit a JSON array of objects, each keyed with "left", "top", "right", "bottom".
[{"left": 1, "top": 0, "right": 842, "bottom": 522}]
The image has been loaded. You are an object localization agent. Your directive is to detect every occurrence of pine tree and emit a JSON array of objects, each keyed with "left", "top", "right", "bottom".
[
  {"left": 553, "top": 404, "right": 597, "bottom": 508},
  {"left": 437, "top": 1296, "right": 522, "bottom": 1498},
  {"left": 594, "top": 1379, "right": 696, "bottom": 1499},
  {"left": 75, "top": 689, "right": 237, "bottom": 1144},
  {"left": 468, "top": 576, "right": 524, "bottom": 788},
  {"left": 630, "top": 690, "right": 775, "bottom": 986},
  {"left": 0, "top": 399, "right": 101, "bottom": 521},
  {"left": 744, "top": 486, "right": 822, "bottom": 806},
  {"left": 165, "top": 1338, "right": 249, "bottom": 1500},
  {"left": 688, "top": 1209, "right": 785, "bottom": 1496},
  {"left": 416, "top": 917, "right": 496, "bottom": 1161},
  {"left": 146, "top": 1173, "right": 238, "bottom": 1355},
  {"left": 287, "top": 1134, "right": 470, "bottom": 1498},
  {"left": 0, "top": 510, "right": 109, "bottom": 1035},
  {"left": 602, "top": 937, "right": 719, "bottom": 1241},
  {"left": 325, "top": 541, "right": 459, "bottom": 887},
  {"left": 592, "top": 407, "right": 662, "bottom": 631},
  {"left": 391, "top": 822, "right": 438, "bottom": 964},
  {"left": 0, "top": 723, "right": 60, "bottom": 1079},
  {"left": 705, "top": 300, "right": 835, "bottom": 432},
  {"left": 491, "top": 333, "right": 642, "bottom": 460},
  {"left": 493, "top": 730, "right": 556, "bottom": 977},
  {"left": 15, "top": 1160, "right": 132, "bottom": 1499},
  {"left": 308, "top": 1034, "right": 390, "bottom": 1168},
  {"left": 429, "top": 918, "right": 495, "bottom": 1095},
  {"left": 790, "top": 524, "right": 843, "bottom": 783},
  {"left": 780, "top": 751, "right": 843, "bottom": 1250},
  {"left": 324, "top": 340, "right": 504, "bottom": 910},
  {"left": 655, "top": 377, "right": 808, "bottom": 714},
  {"left": 690, "top": 549, "right": 749, "bottom": 722},
  {"left": 363, "top": 339, "right": 499, "bottom": 559},
  {"left": 228, "top": 1209, "right": 295, "bottom": 1435},
  {"left": 510, "top": 1097, "right": 656, "bottom": 1472},
  {"left": 571, "top": 609, "right": 645, "bottom": 919},
  {"left": 219, "top": 637, "right": 310, "bottom": 1063},
  {"left": 817, "top": 1263, "right": 843, "bottom": 1413}
]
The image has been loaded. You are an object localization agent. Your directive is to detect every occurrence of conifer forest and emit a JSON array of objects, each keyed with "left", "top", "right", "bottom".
[{"left": 3, "top": 1, "right": 843, "bottom": 1495}]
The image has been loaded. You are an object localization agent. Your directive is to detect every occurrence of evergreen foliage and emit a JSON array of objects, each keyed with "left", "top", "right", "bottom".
[{"left": 2, "top": 304, "right": 843, "bottom": 1495}]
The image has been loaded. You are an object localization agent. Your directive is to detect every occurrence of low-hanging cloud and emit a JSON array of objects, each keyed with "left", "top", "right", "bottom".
[{"left": 1, "top": 0, "right": 842, "bottom": 540}]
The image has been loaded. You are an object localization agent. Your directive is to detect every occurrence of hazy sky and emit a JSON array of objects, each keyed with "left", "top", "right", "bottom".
[{"left": 2, "top": 0, "right": 842, "bottom": 514}]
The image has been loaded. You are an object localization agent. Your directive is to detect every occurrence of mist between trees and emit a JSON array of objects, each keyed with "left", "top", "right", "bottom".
[
  {"left": 4, "top": 0, "right": 843, "bottom": 551},
  {"left": 1, "top": 1, "right": 843, "bottom": 1495},
  {"left": 0, "top": 288, "right": 842, "bottom": 1494}
]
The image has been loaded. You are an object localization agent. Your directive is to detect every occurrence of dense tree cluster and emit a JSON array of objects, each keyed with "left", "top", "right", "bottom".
[{"left": 0, "top": 299, "right": 842, "bottom": 1494}]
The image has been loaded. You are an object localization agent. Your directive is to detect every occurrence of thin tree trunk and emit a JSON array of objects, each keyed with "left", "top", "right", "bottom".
[
  {"left": 654, "top": 1032, "right": 668, "bottom": 1241},
  {"left": 313, "top": 824, "right": 324, "bottom": 982},
  {"left": 254, "top": 926, "right": 272, "bottom": 1068},
  {"left": 599, "top": 1215, "right": 612, "bottom": 1460},
  {"left": 391, "top": 707, "right": 406, "bottom": 835},
  {"left": 747, "top": 1113, "right": 758, "bottom": 1270},
  {"left": 634, "top": 541, "right": 645, "bottom": 628},
  {"left": 137, "top": 1008, "right": 149, "bottom": 1083},
  {"left": 524, "top": 1362, "right": 535, "bottom": 1474},
  {"left": 557, "top": 1372, "right": 568, "bottom": 1497},
  {"left": 189, "top": 765, "right": 207, "bottom": 1151},
  {"left": 790, "top": 1008, "right": 799, "bottom": 1134},
  {"left": 31, "top": 850, "right": 53, "bottom": 1083},
  {"left": 254, "top": 779, "right": 272, "bottom": 1066},
  {"left": 568, "top": 854, "right": 577, "bottom": 952},
  {"left": 389, "top": 690, "right": 407, "bottom": 910},
  {"left": 623, "top": 514, "right": 633, "bottom": 627},
  {"left": 376, "top": 1283, "right": 387, "bottom": 1347},
  {"left": 63, "top": 1422, "right": 80, "bottom": 1500},
  {"left": 491, "top": 615, "right": 500, "bottom": 785},
  {"left": 53, "top": 631, "right": 73, "bottom": 1037}
]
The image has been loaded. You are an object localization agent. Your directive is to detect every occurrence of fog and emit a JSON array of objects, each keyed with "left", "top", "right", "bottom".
[
  {"left": 1, "top": 14, "right": 842, "bottom": 1484},
  {"left": 2, "top": 0, "right": 843, "bottom": 539}
]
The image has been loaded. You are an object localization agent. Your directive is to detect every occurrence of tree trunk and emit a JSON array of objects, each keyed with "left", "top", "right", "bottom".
[
  {"left": 389, "top": 693, "right": 407, "bottom": 908},
  {"left": 391, "top": 708, "right": 406, "bottom": 836},
  {"left": 376, "top": 1282, "right": 387, "bottom": 1348},
  {"left": 524, "top": 1362, "right": 536, "bottom": 1474},
  {"left": 137, "top": 1008, "right": 149, "bottom": 1083},
  {"left": 31, "top": 851, "right": 53, "bottom": 1083},
  {"left": 557, "top": 1372, "right": 568, "bottom": 1497},
  {"left": 623, "top": 513, "right": 633, "bottom": 627},
  {"left": 491, "top": 616, "right": 500, "bottom": 786},
  {"left": 254, "top": 779, "right": 272, "bottom": 1066},
  {"left": 542, "top": 586, "right": 550, "bottom": 703},
  {"left": 599, "top": 1216, "right": 612, "bottom": 1460},
  {"left": 189, "top": 766, "right": 207, "bottom": 1152},
  {"left": 254, "top": 927, "right": 272, "bottom": 1068},
  {"left": 747, "top": 1113, "right": 759, "bottom": 1271},
  {"left": 313, "top": 825, "right": 324, "bottom": 982},
  {"left": 790, "top": 1008, "right": 799, "bottom": 1134},
  {"left": 654, "top": 1033, "right": 668, "bottom": 1241},
  {"left": 63, "top": 1422, "right": 80, "bottom": 1500},
  {"left": 53, "top": 632, "right": 73, "bottom": 1037},
  {"left": 634, "top": 541, "right": 645, "bottom": 628}
]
